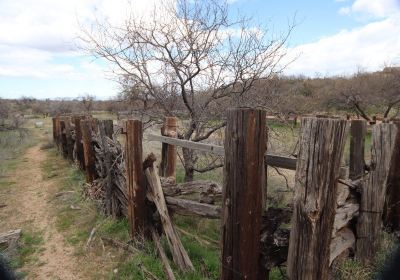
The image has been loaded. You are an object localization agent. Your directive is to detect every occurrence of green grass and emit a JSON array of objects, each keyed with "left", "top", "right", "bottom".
[
  {"left": 9, "top": 230, "right": 44, "bottom": 270},
  {"left": 333, "top": 232, "right": 398, "bottom": 280}
]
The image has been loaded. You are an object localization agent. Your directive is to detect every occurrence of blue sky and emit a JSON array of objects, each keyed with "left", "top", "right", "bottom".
[{"left": 0, "top": 0, "right": 399, "bottom": 99}]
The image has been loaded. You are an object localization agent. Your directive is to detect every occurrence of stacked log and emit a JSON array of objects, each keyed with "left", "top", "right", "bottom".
[{"left": 330, "top": 180, "right": 359, "bottom": 265}]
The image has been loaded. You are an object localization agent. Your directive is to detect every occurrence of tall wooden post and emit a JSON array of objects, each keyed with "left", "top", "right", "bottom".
[
  {"left": 55, "top": 116, "right": 61, "bottom": 150},
  {"left": 221, "top": 108, "right": 266, "bottom": 280},
  {"left": 64, "top": 117, "right": 74, "bottom": 162},
  {"left": 52, "top": 117, "right": 56, "bottom": 142},
  {"left": 349, "top": 120, "right": 367, "bottom": 180},
  {"left": 74, "top": 117, "right": 85, "bottom": 170},
  {"left": 356, "top": 123, "right": 397, "bottom": 263},
  {"left": 60, "top": 118, "right": 68, "bottom": 158},
  {"left": 160, "top": 117, "right": 177, "bottom": 180},
  {"left": 103, "top": 119, "right": 114, "bottom": 138},
  {"left": 81, "top": 120, "right": 96, "bottom": 183},
  {"left": 384, "top": 120, "right": 400, "bottom": 231},
  {"left": 125, "top": 120, "right": 146, "bottom": 237},
  {"left": 287, "top": 117, "right": 348, "bottom": 280}
]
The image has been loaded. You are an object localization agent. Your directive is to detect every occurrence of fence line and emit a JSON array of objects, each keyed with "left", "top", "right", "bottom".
[{"left": 51, "top": 112, "right": 400, "bottom": 280}]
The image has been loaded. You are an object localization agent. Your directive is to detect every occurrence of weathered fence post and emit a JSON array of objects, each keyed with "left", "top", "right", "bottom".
[
  {"left": 52, "top": 117, "right": 57, "bottom": 142},
  {"left": 160, "top": 117, "right": 177, "bottom": 180},
  {"left": 74, "top": 117, "right": 85, "bottom": 170},
  {"left": 64, "top": 117, "right": 74, "bottom": 162},
  {"left": 60, "top": 118, "right": 68, "bottom": 158},
  {"left": 221, "top": 108, "right": 266, "bottom": 280},
  {"left": 91, "top": 117, "right": 99, "bottom": 133},
  {"left": 384, "top": 120, "right": 400, "bottom": 231},
  {"left": 103, "top": 119, "right": 114, "bottom": 138},
  {"left": 55, "top": 116, "right": 61, "bottom": 150},
  {"left": 287, "top": 117, "right": 348, "bottom": 280},
  {"left": 349, "top": 120, "right": 367, "bottom": 180},
  {"left": 356, "top": 123, "right": 397, "bottom": 263},
  {"left": 81, "top": 120, "right": 96, "bottom": 183},
  {"left": 99, "top": 120, "right": 114, "bottom": 216},
  {"left": 125, "top": 120, "right": 146, "bottom": 237}
]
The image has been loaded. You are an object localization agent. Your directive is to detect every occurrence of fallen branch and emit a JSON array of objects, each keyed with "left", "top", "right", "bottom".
[
  {"left": 100, "top": 236, "right": 138, "bottom": 254},
  {"left": 0, "top": 229, "right": 21, "bottom": 246},
  {"left": 85, "top": 227, "right": 97, "bottom": 250},
  {"left": 176, "top": 227, "right": 218, "bottom": 247}
]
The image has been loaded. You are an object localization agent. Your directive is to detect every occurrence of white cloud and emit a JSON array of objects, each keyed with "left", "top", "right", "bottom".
[
  {"left": 0, "top": 0, "right": 165, "bottom": 88},
  {"left": 339, "top": 0, "right": 400, "bottom": 18},
  {"left": 284, "top": 15, "right": 400, "bottom": 77}
]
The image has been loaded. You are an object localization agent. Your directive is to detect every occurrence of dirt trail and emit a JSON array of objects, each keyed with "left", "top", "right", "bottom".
[{"left": 4, "top": 145, "right": 82, "bottom": 279}]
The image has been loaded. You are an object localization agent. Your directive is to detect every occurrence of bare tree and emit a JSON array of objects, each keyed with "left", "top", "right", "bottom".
[
  {"left": 335, "top": 68, "right": 400, "bottom": 121},
  {"left": 82, "top": 0, "right": 293, "bottom": 181},
  {"left": 80, "top": 94, "right": 95, "bottom": 113}
]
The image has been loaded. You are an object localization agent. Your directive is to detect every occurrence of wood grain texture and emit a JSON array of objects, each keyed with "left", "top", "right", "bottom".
[
  {"left": 349, "top": 120, "right": 367, "bottom": 180},
  {"left": 144, "top": 157, "right": 194, "bottom": 272},
  {"left": 165, "top": 197, "right": 221, "bottom": 219},
  {"left": 221, "top": 108, "right": 266, "bottom": 280},
  {"left": 125, "top": 120, "right": 146, "bottom": 237},
  {"left": 287, "top": 117, "right": 348, "bottom": 280},
  {"left": 81, "top": 120, "right": 96, "bottom": 183},
  {"left": 383, "top": 120, "right": 400, "bottom": 231},
  {"left": 356, "top": 123, "right": 397, "bottom": 263}
]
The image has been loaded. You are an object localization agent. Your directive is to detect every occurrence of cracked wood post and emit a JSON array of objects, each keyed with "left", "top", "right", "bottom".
[
  {"left": 221, "top": 108, "right": 267, "bottom": 280},
  {"left": 74, "top": 117, "right": 85, "bottom": 170},
  {"left": 349, "top": 120, "right": 367, "bottom": 180},
  {"left": 160, "top": 117, "right": 177, "bottom": 181},
  {"left": 384, "top": 120, "right": 400, "bottom": 231},
  {"left": 287, "top": 117, "right": 348, "bottom": 280},
  {"left": 356, "top": 123, "right": 397, "bottom": 263},
  {"left": 125, "top": 120, "right": 146, "bottom": 237},
  {"left": 81, "top": 120, "right": 96, "bottom": 183}
]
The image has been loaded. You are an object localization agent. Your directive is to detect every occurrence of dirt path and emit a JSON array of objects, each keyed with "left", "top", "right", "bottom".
[{"left": 3, "top": 145, "right": 82, "bottom": 279}]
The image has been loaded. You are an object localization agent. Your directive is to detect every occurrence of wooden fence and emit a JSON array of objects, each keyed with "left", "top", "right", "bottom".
[{"left": 52, "top": 109, "right": 400, "bottom": 280}]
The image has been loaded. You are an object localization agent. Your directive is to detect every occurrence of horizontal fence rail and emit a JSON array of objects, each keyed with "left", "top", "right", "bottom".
[{"left": 147, "top": 133, "right": 297, "bottom": 170}]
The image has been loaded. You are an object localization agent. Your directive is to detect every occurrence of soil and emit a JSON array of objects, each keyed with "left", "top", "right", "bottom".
[{"left": 0, "top": 145, "right": 82, "bottom": 279}]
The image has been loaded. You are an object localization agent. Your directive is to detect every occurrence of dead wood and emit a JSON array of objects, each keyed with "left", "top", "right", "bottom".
[
  {"left": 100, "top": 236, "right": 138, "bottom": 254},
  {"left": 144, "top": 154, "right": 194, "bottom": 272},
  {"left": 330, "top": 228, "right": 355, "bottom": 265},
  {"left": 0, "top": 229, "right": 21, "bottom": 247}
]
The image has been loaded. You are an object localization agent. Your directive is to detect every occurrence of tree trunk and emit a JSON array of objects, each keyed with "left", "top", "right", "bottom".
[{"left": 182, "top": 148, "right": 195, "bottom": 182}]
